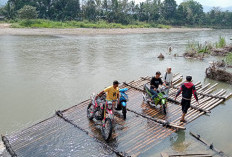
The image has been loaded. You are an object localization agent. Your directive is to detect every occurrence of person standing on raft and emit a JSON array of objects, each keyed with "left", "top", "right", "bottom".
[
  {"left": 164, "top": 67, "right": 173, "bottom": 96},
  {"left": 175, "top": 76, "right": 200, "bottom": 123}
]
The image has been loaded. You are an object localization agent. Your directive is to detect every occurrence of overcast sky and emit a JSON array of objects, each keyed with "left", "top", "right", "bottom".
[
  {"left": 175, "top": 0, "right": 232, "bottom": 7},
  {"left": 135, "top": 0, "right": 232, "bottom": 7}
]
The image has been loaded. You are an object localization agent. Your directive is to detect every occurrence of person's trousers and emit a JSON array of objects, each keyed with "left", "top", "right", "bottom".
[{"left": 150, "top": 88, "right": 158, "bottom": 99}]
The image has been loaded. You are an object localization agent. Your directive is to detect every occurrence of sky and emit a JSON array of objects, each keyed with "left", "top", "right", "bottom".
[
  {"left": 134, "top": 0, "right": 232, "bottom": 8},
  {"left": 175, "top": 0, "right": 232, "bottom": 7}
]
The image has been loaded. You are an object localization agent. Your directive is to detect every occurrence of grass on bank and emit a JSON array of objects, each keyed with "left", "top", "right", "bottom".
[
  {"left": 226, "top": 53, "right": 232, "bottom": 65},
  {"left": 9, "top": 19, "right": 171, "bottom": 29},
  {"left": 186, "top": 41, "right": 212, "bottom": 54},
  {"left": 215, "top": 36, "right": 226, "bottom": 48},
  {"left": 186, "top": 36, "right": 227, "bottom": 55}
]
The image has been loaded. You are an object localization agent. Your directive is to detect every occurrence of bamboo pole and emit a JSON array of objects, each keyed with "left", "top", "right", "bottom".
[
  {"left": 127, "top": 108, "right": 185, "bottom": 130},
  {"left": 168, "top": 88, "right": 219, "bottom": 124},
  {"left": 186, "top": 90, "right": 226, "bottom": 124},
  {"left": 118, "top": 124, "right": 165, "bottom": 149},
  {"left": 118, "top": 117, "right": 169, "bottom": 148},
  {"left": 190, "top": 132, "right": 229, "bottom": 157},
  {"left": 176, "top": 90, "right": 224, "bottom": 124}
]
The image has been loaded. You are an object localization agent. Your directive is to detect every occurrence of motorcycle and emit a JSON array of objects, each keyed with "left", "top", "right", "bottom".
[
  {"left": 87, "top": 93, "right": 113, "bottom": 142},
  {"left": 142, "top": 83, "right": 168, "bottom": 115},
  {"left": 116, "top": 88, "right": 129, "bottom": 120}
]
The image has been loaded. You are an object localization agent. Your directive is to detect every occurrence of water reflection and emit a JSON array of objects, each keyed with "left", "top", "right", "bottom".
[{"left": 170, "top": 131, "right": 191, "bottom": 152}]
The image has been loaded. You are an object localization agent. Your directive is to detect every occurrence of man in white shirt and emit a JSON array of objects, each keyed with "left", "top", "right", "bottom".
[{"left": 164, "top": 67, "right": 173, "bottom": 95}]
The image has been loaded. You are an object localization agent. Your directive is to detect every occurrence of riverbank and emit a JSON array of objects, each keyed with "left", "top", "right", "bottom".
[{"left": 0, "top": 24, "right": 212, "bottom": 36}]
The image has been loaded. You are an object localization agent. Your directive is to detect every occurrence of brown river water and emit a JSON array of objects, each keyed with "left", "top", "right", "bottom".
[{"left": 0, "top": 29, "right": 232, "bottom": 156}]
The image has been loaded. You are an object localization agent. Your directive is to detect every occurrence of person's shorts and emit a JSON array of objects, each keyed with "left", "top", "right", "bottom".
[{"left": 181, "top": 99, "right": 191, "bottom": 114}]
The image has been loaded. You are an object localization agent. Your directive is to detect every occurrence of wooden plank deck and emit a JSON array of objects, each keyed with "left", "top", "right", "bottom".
[{"left": 2, "top": 74, "right": 232, "bottom": 157}]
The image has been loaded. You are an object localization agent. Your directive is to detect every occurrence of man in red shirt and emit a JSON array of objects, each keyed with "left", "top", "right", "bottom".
[{"left": 175, "top": 76, "right": 200, "bottom": 123}]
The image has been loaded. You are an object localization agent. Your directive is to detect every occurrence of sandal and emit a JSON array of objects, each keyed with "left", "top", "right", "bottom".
[{"left": 180, "top": 119, "right": 187, "bottom": 123}]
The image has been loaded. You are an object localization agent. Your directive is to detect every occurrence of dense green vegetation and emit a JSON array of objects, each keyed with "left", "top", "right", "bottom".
[
  {"left": 186, "top": 37, "right": 227, "bottom": 54},
  {"left": 0, "top": 0, "right": 232, "bottom": 28},
  {"left": 186, "top": 41, "right": 211, "bottom": 54},
  {"left": 10, "top": 19, "right": 170, "bottom": 28},
  {"left": 185, "top": 37, "right": 232, "bottom": 66},
  {"left": 215, "top": 36, "right": 226, "bottom": 48},
  {"left": 226, "top": 53, "right": 232, "bottom": 65}
]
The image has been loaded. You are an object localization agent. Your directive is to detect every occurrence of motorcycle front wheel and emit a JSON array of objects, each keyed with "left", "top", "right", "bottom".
[
  {"left": 162, "top": 101, "right": 167, "bottom": 115},
  {"left": 101, "top": 118, "right": 113, "bottom": 142}
]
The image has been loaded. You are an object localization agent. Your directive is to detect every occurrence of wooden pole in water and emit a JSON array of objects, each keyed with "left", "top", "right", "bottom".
[{"left": 190, "top": 132, "right": 229, "bottom": 157}]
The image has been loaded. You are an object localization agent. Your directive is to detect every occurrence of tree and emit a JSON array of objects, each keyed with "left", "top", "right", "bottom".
[
  {"left": 180, "top": 0, "right": 204, "bottom": 25},
  {"left": 50, "top": 0, "right": 80, "bottom": 20},
  {"left": 161, "top": 0, "right": 177, "bottom": 21},
  {"left": 175, "top": 4, "right": 188, "bottom": 25},
  {"left": 36, "top": 0, "right": 53, "bottom": 19},
  {"left": 18, "top": 5, "right": 38, "bottom": 19},
  {"left": 149, "top": 0, "right": 160, "bottom": 21},
  {"left": 83, "top": 0, "right": 97, "bottom": 21}
]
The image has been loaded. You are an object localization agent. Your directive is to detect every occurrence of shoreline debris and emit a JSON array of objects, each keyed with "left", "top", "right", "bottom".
[
  {"left": 158, "top": 53, "right": 165, "bottom": 59},
  {"left": 205, "top": 62, "right": 232, "bottom": 84}
]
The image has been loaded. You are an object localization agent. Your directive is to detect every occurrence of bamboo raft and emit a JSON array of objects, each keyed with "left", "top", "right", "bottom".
[
  {"left": 1, "top": 74, "right": 232, "bottom": 157},
  {"left": 161, "top": 152, "right": 212, "bottom": 157}
]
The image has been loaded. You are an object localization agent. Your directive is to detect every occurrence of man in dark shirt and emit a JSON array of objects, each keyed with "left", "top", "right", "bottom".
[
  {"left": 150, "top": 71, "right": 167, "bottom": 99},
  {"left": 175, "top": 76, "right": 200, "bottom": 123}
]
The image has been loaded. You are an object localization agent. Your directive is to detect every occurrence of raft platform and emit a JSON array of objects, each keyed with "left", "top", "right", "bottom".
[{"left": 1, "top": 74, "right": 232, "bottom": 157}]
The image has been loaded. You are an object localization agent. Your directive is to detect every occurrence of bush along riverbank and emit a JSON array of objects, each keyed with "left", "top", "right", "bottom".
[
  {"left": 8, "top": 19, "right": 172, "bottom": 29},
  {"left": 183, "top": 36, "right": 232, "bottom": 65},
  {"left": 182, "top": 36, "right": 232, "bottom": 84}
]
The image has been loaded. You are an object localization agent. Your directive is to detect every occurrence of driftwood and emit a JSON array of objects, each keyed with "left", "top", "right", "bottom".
[
  {"left": 215, "top": 60, "right": 226, "bottom": 67},
  {"left": 190, "top": 132, "right": 229, "bottom": 157},
  {"left": 205, "top": 63, "right": 232, "bottom": 84},
  {"left": 158, "top": 53, "right": 165, "bottom": 59},
  {"left": 183, "top": 52, "right": 204, "bottom": 60},
  {"left": 211, "top": 46, "right": 232, "bottom": 56}
]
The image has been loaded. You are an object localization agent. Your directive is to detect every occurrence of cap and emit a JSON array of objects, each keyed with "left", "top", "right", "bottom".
[
  {"left": 113, "top": 80, "right": 120, "bottom": 85},
  {"left": 156, "top": 71, "right": 161, "bottom": 75},
  {"left": 186, "top": 76, "right": 192, "bottom": 82}
]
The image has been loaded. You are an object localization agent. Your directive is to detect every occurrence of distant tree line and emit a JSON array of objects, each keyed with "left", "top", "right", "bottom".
[{"left": 0, "top": 0, "right": 232, "bottom": 28}]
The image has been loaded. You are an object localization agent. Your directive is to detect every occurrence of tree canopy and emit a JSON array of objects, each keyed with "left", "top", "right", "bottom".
[{"left": 1, "top": 0, "right": 232, "bottom": 28}]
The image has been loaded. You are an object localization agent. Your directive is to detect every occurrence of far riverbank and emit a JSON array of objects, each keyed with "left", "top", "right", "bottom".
[{"left": 0, "top": 24, "right": 212, "bottom": 36}]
